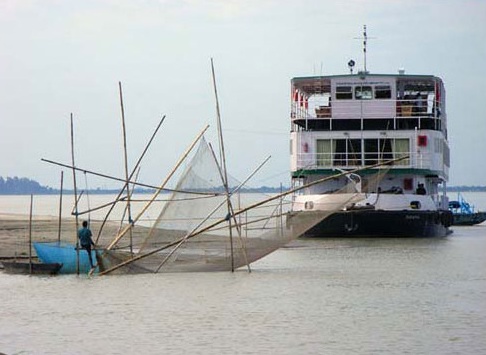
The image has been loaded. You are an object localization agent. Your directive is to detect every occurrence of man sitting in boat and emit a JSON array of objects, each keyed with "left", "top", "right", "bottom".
[{"left": 78, "top": 221, "right": 96, "bottom": 269}]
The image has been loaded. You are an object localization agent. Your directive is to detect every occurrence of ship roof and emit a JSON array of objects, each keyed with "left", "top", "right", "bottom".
[{"left": 291, "top": 73, "right": 441, "bottom": 82}]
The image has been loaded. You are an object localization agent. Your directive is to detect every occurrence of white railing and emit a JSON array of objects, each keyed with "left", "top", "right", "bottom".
[
  {"left": 291, "top": 98, "right": 443, "bottom": 122},
  {"left": 294, "top": 151, "right": 438, "bottom": 170}
]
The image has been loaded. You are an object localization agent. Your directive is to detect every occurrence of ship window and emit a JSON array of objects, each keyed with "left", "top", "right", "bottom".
[
  {"left": 336, "top": 86, "right": 353, "bottom": 100},
  {"left": 375, "top": 85, "right": 391, "bottom": 99},
  {"left": 333, "top": 139, "right": 347, "bottom": 166},
  {"left": 332, "top": 139, "right": 362, "bottom": 166},
  {"left": 347, "top": 139, "right": 362, "bottom": 166},
  {"left": 393, "top": 139, "right": 410, "bottom": 165},
  {"left": 380, "top": 139, "right": 393, "bottom": 161},
  {"left": 355, "top": 86, "right": 373, "bottom": 100},
  {"left": 364, "top": 138, "right": 393, "bottom": 165},
  {"left": 316, "top": 139, "right": 334, "bottom": 166}
]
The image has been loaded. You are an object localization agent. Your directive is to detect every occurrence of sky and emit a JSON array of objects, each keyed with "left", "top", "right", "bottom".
[{"left": 1, "top": 0, "right": 485, "bottom": 189}]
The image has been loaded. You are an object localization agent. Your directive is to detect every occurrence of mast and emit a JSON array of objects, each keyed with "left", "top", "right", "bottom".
[
  {"left": 354, "top": 24, "right": 375, "bottom": 73},
  {"left": 363, "top": 24, "right": 368, "bottom": 73}
]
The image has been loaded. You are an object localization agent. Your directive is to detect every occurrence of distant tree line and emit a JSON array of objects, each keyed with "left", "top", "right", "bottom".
[
  {"left": 0, "top": 176, "right": 286, "bottom": 195},
  {"left": 1, "top": 176, "right": 484, "bottom": 195},
  {"left": 0, "top": 176, "right": 140, "bottom": 195},
  {"left": 0, "top": 176, "right": 56, "bottom": 195}
]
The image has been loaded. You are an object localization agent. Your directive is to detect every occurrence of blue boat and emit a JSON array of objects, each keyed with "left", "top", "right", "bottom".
[
  {"left": 448, "top": 194, "right": 486, "bottom": 226},
  {"left": 33, "top": 242, "right": 100, "bottom": 274}
]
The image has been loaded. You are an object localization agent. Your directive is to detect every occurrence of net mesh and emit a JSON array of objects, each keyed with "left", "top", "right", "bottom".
[
  {"left": 30, "top": 136, "right": 393, "bottom": 275},
  {"left": 94, "top": 138, "right": 394, "bottom": 275},
  {"left": 89, "top": 138, "right": 339, "bottom": 274}
]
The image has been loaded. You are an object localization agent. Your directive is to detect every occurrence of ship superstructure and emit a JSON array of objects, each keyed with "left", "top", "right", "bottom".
[{"left": 290, "top": 69, "right": 453, "bottom": 237}]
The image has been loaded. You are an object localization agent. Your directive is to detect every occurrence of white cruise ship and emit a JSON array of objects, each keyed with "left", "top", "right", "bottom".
[{"left": 289, "top": 62, "right": 453, "bottom": 237}]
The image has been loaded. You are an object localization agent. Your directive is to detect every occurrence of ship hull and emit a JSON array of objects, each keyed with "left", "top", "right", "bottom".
[
  {"left": 301, "top": 209, "right": 452, "bottom": 238},
  {"left": 452, "top": 212, "right": 486, "bottom": 226}
]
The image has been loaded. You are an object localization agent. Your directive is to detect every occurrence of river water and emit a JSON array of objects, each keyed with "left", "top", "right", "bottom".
[{"left": 1, "top": 193, "right": 485, "bottom": 354}]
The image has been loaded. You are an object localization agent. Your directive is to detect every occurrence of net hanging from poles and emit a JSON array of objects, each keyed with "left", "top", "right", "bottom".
[{"left": 96, "top": 137, "right": 392, "bottom": 275}]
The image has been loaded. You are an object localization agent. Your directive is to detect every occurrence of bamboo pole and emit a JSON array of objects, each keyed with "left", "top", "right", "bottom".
[
  {"left": 57, "top": 171, "right": 64, "bottom": 243},
  {"left": 208, "top": 142, "right": 250, "bottom": 272},
  {"left": 77, "top": 197, "right": 126, "bottom": 216},
  {"left": 70, "top": 113, "right": 80, "bottom": 275},
  {"left": 117, "top": 167, "right": 140, "bottom": 236},
  {"left": 41, "top": 159, "right": 162, "bottom": 191},
  {"left": 40, "top": 160, "right": 216, "bottom": 196},
  {"left": 28, "top": 194, "right": 33, "bottom": 275},
  {"left": 70, "top": 190, "right": 84, "bottom": 215},
  {"left": 118, "top": 82, "right": 134, "bottom": 255},
  {"left": 210, "top": 58, "right": 235, "bottom": 272},
  {"left": 98, "top": 155, "right": 407, "bottom": 275},
  {"left": 105, "top": 124, "right": 210, "bottom": 251}
]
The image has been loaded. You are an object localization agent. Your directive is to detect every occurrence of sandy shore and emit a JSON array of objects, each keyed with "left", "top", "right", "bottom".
[
  {"left": 0, "top": 213, "right": 150, "bottom": 259},
  {"left": 1, "top": 213, "right": 292, "bottom": 274}
]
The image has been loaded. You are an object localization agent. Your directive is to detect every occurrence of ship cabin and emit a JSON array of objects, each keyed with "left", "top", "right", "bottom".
[{"left": 290, "top": 72, "right": 450, "bottom": 207}]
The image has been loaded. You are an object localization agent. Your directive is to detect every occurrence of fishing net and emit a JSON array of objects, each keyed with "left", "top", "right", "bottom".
[
  {"left": 96, "top": 137, "right": 383, "bottom": 275},
  {"left": 30, "top": 133, "right": 395, "bottom": 275}
]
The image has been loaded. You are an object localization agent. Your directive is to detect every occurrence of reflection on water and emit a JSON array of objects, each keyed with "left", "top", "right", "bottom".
[{"left": 2, "top": 228, "right": 486, "bottom": 355}]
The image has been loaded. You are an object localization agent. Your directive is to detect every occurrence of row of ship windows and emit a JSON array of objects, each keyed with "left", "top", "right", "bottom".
[
  {"left": 316, "top": 137, "right": 409, "bottom": 166},
  {"left": 336, "top": 85, "right": 391, "bottom": 100},
  {"left": 296, "top": 137, "right": 445, "bottom": 156},
  {"left": 293, "top": 136, "right": 445, "bottom": 156},
  {"left": 291, "top": 138, "right": 411, "bottom": 166}
]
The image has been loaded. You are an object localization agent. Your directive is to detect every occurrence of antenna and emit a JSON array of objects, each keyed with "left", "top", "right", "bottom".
[{"left": 354, "top": 25, "right": 376, "bottom": 73}]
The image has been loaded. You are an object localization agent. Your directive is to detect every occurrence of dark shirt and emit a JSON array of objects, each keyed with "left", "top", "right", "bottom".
[
  {"left": 416, "top": 187, "right": 426, "bottom": 195},
  {"left": 78, "top": 227, "right": 94, "bottom": 247}
]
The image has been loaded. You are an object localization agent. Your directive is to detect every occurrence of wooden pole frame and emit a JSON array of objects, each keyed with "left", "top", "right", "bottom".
[
  {"left": 105, "top": 124, "right": 210, "bottom": 251},
  {"left": 152, "top": 152, "right": 271, "bottom": 273},
  {"left": 98, "top": 155, "right": 407, "bottom": 275}
]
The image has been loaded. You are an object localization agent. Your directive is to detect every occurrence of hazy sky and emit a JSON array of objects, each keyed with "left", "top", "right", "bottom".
[{"left": 1, "top": 0, "right": 485, "bottom": 189}]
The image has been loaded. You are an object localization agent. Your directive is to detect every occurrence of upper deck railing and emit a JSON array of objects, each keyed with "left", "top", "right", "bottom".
[{"left": 291, "top": 98, "right": 444, "bottom": 131}]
